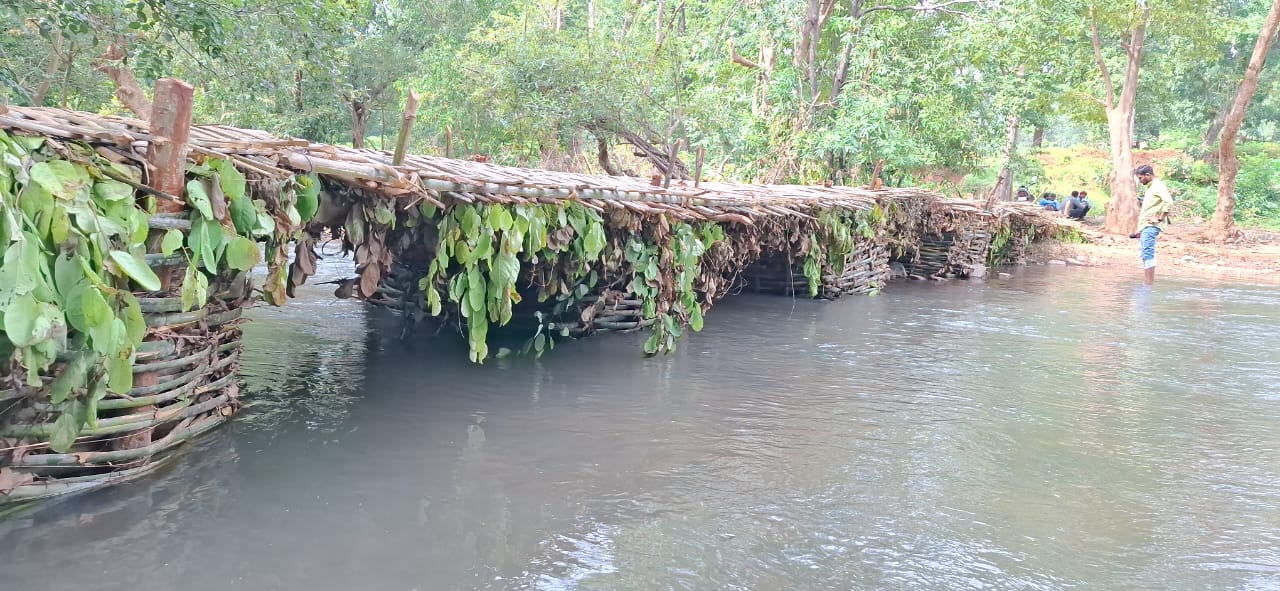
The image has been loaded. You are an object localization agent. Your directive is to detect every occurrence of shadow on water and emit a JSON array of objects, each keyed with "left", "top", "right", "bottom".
[{"left": 2, "top": 265, "right": 1279, "bottom": 591}]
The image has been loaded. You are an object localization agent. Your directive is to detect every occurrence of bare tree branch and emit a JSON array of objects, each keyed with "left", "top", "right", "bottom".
[
  {"left": 93, "top": 41, "right": 152, "bottom": 117},
  {"left": 728, "top": 41, "right": 761, "bottom": 69},
  {"left": 1088, "top": 7, "right": 1115, "bottom": 111},
  {"left": 861, "top": 0, "right": 979, "bottom": 17}
]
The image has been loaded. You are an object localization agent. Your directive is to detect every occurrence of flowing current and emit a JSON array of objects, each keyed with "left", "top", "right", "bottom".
[{"left": 2, "top": 258, "right": 1279, "bottom": 591}]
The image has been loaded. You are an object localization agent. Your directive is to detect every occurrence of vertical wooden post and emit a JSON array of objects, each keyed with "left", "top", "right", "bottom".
[
  {"left": 121, "top": 78, "right": 193, "bottom": 454},
  {"left": 662, "top": 138, "right": 681, "bottom": 188},
  {"left": 445, "top": 126, "right": 453, "bottom": 159},
  {"left": 694, "top": 146, "right": 705, "bottom": 188},
  {"left": 392, "top": 91, "right": 421, "bottom": 166},
  {"left": 146, "top": 78, "right": 194, "bottom": 213}
]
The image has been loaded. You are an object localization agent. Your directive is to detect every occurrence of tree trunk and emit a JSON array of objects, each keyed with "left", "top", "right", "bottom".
[
  {"left": 989, "top": 113, "right": 1020, "bottom": 207},
  {"left": 1202, "top": 100, "right": 1230, "bottom": 148},
  {"left": 1031, "top": 125, "right": 1045, "bottom": 148},
  {"left": 1104, "top": 109, "right": 1140, "bottom": 234},
  {"left": 832, "top": 1, "right": 867, "bottom": 104},
  {"left": 351, "top": 100, "right": 369, "bottom": 149},
  {"left": 1211, "top": 0, "right": 1280, "bottom": 240},
  {"left": 293, "top": 68, "right": 305, "bottom": 112},
  {"left": 1098, "top": 12, "right": 1149, "bottom": 235},
  {"left": 655, "top": 0, "right": 666, "bottom": 48},
  {"left": 93, "top": 41, "right": 152, "bottom": 118},
  {"left": 595, "top": 134, "right": 623, "bottom": 176},
  {"left": 796, "top": 0, "right": 837, "bottom": 103}
]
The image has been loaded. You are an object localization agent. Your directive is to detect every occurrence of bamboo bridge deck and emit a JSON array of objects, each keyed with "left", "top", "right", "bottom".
[{"left": 0, "top": 105, "right": 1074, "bottom": 503}]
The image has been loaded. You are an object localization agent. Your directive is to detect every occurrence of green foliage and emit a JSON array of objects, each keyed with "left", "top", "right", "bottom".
[
  {"left": 421, "top": 203, "right": 599, "bottom": 362},
  {"left": 1233, "top": 152, "right": 1280, "bottom": 221},
  {"left": 416, "top": 200, "right": 726, "bottom": 362},
  {"left": 0, "top": 139, "right": 293, "bottom": 451},
  {"left": 0, "top": 131, "right": 152, "bottom": 451},
  {"left": 3, "top": 0, "right": 1272, "bottom": 196},
  {"left": 800, "top": 206, "right": 882, "bottom": 297}
]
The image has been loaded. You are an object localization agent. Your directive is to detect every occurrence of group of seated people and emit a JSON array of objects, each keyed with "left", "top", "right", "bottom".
[{"left": 1014, "top": 186, "right": 1091, "bottom": 220}]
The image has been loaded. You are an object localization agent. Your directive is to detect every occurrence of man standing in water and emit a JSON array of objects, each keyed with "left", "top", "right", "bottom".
[{"left": 1133, "top": 164, "right": 1173, "bottom": 284}]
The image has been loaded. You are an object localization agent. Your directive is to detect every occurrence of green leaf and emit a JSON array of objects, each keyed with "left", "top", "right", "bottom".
[
  {"left": 161, "top": 229, "right": 184, "bottom": 255},
  {"left": 49, "top": 350, "right": 94, "bottom": 404},
  {"left": 88, "top": 316, "right": 125, "bottom": 357},
  {"left": 29, "top": 161, "right": 89, "bottom": 199},
  {"left": 19, "top": 181, "right": 54, "bottom": 226},
  {"left": 583, "top": 222, "right": 605, "bottom": 259},
  {"left": 86, "top": 379, "right": 108, "bottom": 429},
  {"left": 493, "top": 250, "right": 520, "bottom": 289},
  {"left": 254, "top": 211, "right": 275, "bottom": 238},
  {"left": 425, "top": 283, "right": 442, "bottom": 316},
  {"left": 5, "top": 294, "right": 43, "bottom": 346},
  {"left": 285, "top": 203, "right": 301, "bottom": 227},
  {"left": 48, "top": 401, "right": 85, "bottom": 453},
  {"left": 120, "top": 292, "right": 146, "bottom": 345},
  {"left": 48, "top": 208, "right": 70, "bottom": 243},
  {"left": 345, "top": 205, "right": 365, "bottom": 245},
  {"left": 106, "top": 353, "right": 134, "bottom": 394},
  {"left": 218, "top": 161, "right": 247, "bottom": 201},
  {"left": 689, "top": 305, "right": 704, "bottom": 332},
  {"left": 373, "top": 203, "right": 395, "bottom": 226},
  {"left": 295, "top": 173, "right": 320, "bottom": 222},
  {"left": 92, "top": 180, "right": 133, "bottom": 203},
  {"left": 643, "top": 331, "right": 660, "bottom": 356},
  {"left": 109, "top": 250, "right": 162, "bottom": 291},
  {"left": 0, "top": 249, "right": 37, "bottom": 309},
  {"left": 466, "top": 266, "right": 485, "bottom": 313},
  {"left": 490, "top": 206, "right": 513, "bottom": 231},
  {"left": 229, "top": 194, "right": 256, "bottom": 235},
  {"left": 224, "top": 236, "right": 260, "bottom": 271},
  {"left": 186, "top": 179, "right": 214, "bottom": 220},
  {"left": 81, "top": 286, "right": 112, "bottom": 328},
  {"left": 190, "top": 216, "right": 220, "bottom": 270},
  {"left": 459, "top": 206, "right": 479, "bottom": 237},
  {"left": 473, "top": 232, "right": 494, "bottom": 262},
  {"left": 180, "top": 265, "right": 208, "bottom": 312}
]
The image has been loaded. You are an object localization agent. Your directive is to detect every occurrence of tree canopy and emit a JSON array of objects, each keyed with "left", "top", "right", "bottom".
[{"left": 2, "top": 0, "right": 1277, "bottom": 226}]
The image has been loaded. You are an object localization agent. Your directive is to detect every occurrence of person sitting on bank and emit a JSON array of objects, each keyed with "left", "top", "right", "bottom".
[
  {"left": 1065, "top": 190, "right": 1090, "bottom": 220},
  {"left": 1037, "top": 192, "right": 1060, "bottom": 211},
  {"left": 1015, "top": 186, "right": 1031, "bottom": 202}
]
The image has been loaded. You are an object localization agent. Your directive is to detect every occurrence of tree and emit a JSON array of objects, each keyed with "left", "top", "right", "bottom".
[
  {"left": 1088, "top": 3, "right": 1150, "bottom": 235},
  {"left": 1211, "top": 0, "right": 1280, "bottom": 239}
]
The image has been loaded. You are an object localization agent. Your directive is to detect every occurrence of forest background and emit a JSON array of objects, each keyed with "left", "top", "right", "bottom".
[{"left": 2, "top": 0, "right": 1278, "bottom": 232}]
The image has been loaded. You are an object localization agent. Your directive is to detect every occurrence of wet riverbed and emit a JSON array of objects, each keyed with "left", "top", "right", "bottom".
[{"left": 2, "top": 263, "right": 1279, "bottom": 590}]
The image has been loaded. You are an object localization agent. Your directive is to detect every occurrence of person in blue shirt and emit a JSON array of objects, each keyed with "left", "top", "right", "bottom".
[{"left": 1037, "top": 192, "right": 1060, "bottom": 211}]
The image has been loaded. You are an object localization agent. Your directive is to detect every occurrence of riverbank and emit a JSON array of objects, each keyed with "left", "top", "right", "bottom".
[{"left": 1025, "top": 221, "right": 1280, "bottom": 283}]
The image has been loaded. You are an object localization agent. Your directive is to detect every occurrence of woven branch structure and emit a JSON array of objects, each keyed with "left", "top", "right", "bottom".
[{"left": 0, "top": 105, "right": 1077, "bottom": 503}]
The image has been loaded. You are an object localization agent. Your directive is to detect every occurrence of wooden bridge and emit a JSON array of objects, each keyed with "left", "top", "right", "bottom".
[{"left": 0, "top": 104, "right": 1071, "bottom": 503}]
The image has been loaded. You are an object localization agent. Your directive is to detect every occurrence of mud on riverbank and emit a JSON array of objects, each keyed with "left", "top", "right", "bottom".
[{"left": 1025, "top": 222, "right": 1280, "bottom": 284}]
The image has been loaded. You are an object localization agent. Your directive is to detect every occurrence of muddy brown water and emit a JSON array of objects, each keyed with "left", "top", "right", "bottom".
[{"left": 2, "top": 260, "right": 1279, "bottom": 591}]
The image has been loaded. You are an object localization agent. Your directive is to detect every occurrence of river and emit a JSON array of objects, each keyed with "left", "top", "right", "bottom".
[{"left": 2, "top": 260, "right": 1279, "bottom": 590}]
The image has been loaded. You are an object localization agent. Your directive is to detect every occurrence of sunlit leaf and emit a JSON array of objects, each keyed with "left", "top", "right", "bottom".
[
  {"left": 109, "top": 250, "right": 162, "bottom": 291},
  {"left": 224, "top": 236, "right": 260, "bottom": 271},
  {"left": 161, "top": 228, "right": 184, "bottom": 255}
]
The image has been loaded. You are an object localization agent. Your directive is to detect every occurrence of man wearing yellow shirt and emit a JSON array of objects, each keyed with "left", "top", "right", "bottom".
[{"left": 1133, "top": 164, "right": 1173, "bottom": 285}]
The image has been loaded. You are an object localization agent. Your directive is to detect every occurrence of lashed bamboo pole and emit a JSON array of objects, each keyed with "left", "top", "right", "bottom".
[{"left": 392, "top": 91, "right": 420, "bottom": 166}]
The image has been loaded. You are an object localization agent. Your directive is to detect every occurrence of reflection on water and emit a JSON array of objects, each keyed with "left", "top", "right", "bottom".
[{"left": 2, "top": 266, "right": 1279, "bottom": 591}]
